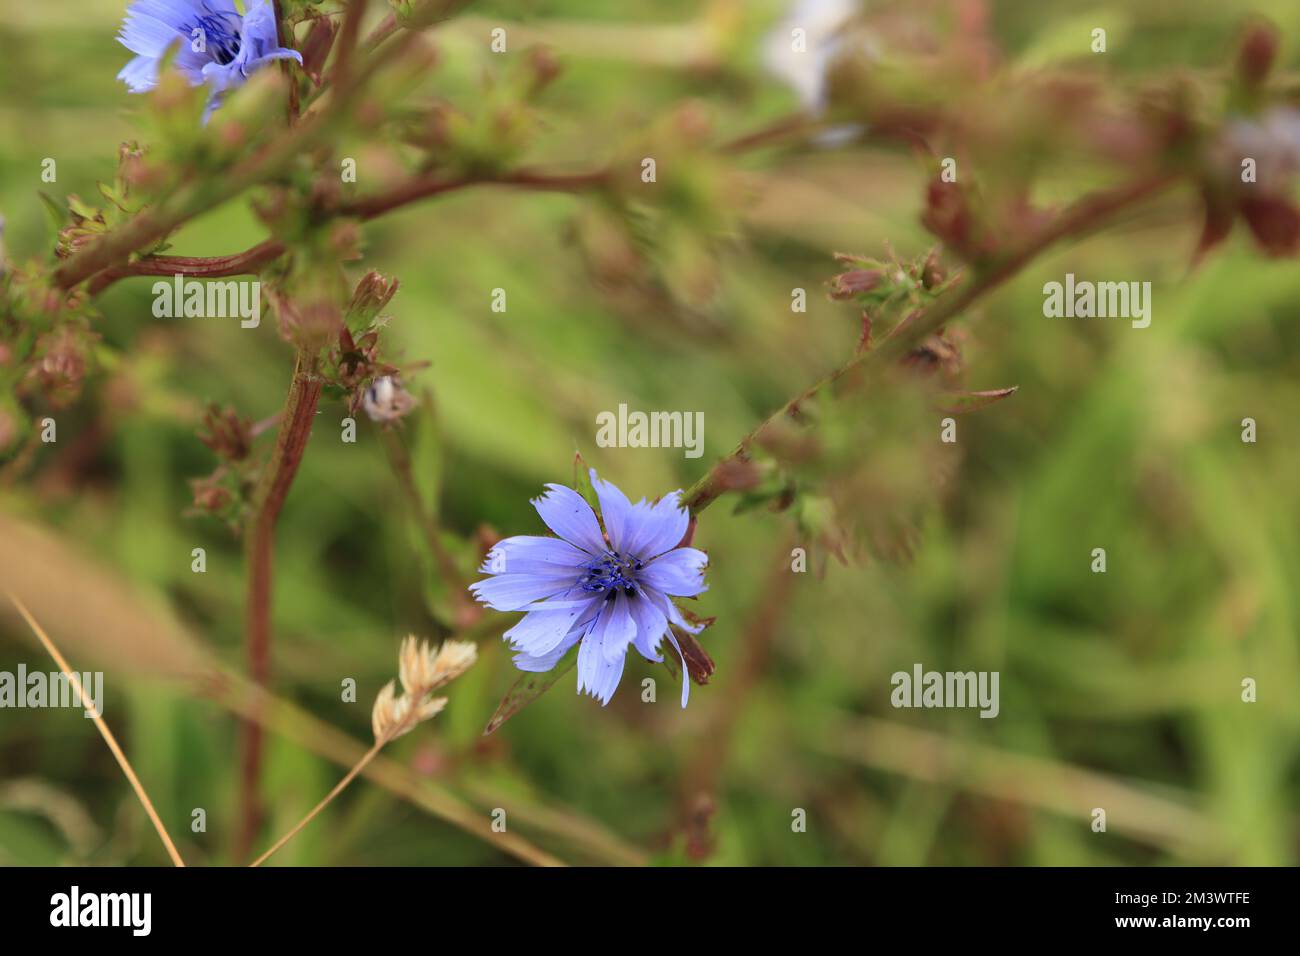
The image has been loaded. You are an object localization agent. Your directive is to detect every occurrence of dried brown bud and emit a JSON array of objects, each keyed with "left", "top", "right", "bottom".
[
  {"left": 829, "top": 268, "right": 883, "bottom": 300},
  {"left": 190, "top": 473, "right": 233, "bottom": 513},
  {"left": 1237, "top": 19, "right": 1280, "bottom": 91},
  {"left": 526, "top": 45, "right": 562, "bottom": 96},
  {"left": 327, "top": 220, "right": 363, "bottom": 261},
  {"left": 347, "top": 271, "right": 399, "bottom": 326},
  {"left": 670, "top": 627, "right": 716, "bottom": 686},
  {"left": 474, "top": 524, "right": 503, "bottom": 557},
  {"left": 23, "top": 326, "right": 94, "bottom": 408},
  {"left": 272, "top": 290, "right": 345, "bottom": 350},
  {"left": 920, "top": 248, "right": 946, "bottom": 290},
  {"left": 299, "top": 16, "right": 339, "bottom": 85},
  {"left": 1240, "top": 194, "right": 1300, "bottom": 256},
  {"left": 712, "top": 457, "right": 763, "bottom": 493},
  {"left": 674, "top": 100, "right": 713, "bottom": 146},
  {"left": 903, "top": 330, "right": 964, "bottom": 385},
  {"left": 198, "top": 404, "right": 253, "bottom": 461},
  {"left": 922, "top": 177, "right": 993, "bottom": 263}
]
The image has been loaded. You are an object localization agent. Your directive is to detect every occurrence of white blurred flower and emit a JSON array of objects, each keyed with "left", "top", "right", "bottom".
[
  {"left": 362, "top": 375, "right": 417, "bottom": 423},
  {"left": 1218, "top": 107, "right": 1300, "bottom": 187},
  {"left": 762, "top": 0, "right": 863, "bottom": 113}
]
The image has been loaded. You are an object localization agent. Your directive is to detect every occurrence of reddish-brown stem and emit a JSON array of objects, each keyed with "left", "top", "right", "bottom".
[
  {"left": 52, "top": 26, "right": 410, "bottom": 293},
  {"left": 86, "top": 169, "right": 610, "bottom": 296},
  {"left": 678, "top": 542, "right": 795, "bottom": 859},
  {"left": 362, "top": 14, "right": 399, "bottom": 53},
  {"left": 337, "top": 168, "right": 612, "bottom": 221},
  {"left": 236, "top": 346, "right": 323, "bottom": 861},
  {"left": 86, "top": 239, "right": 286, "bottom": 294},
  {"left": 331, "top": 0, "right": 368, "bottom": 92},
  {"left": 681, "top": 171, "right": 1179, "bottom": 515},
  {"left": 720, "top": 113, "right": 815, "bottom": 154},
  {"left": 69, "top": 89, "right": 807, "bottom": 298}
]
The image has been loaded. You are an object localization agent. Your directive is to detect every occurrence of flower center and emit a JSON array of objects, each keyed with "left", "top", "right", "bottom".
[
  {"left": 579, "top": 551, "right": 644, "bottom": 597},
  {"left": 193, "top": 13, "right": 244, "bottom": 66}
]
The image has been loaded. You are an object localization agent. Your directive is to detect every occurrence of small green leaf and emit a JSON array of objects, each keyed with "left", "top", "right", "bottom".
[
  {"left": 482, "top": 644, "right": 578, "bottom": 735},
  {"left": 66, "top": 195, "right": 100, "bottom": 222},
  {"left": 572, "top": 451, "right": 598, "bottom": 509},
  {"left": 411, "top": 389, "right": 443, "bottom": 521},
  {"left": 36, "top": 193, "right": 65, "bottom": 233}
]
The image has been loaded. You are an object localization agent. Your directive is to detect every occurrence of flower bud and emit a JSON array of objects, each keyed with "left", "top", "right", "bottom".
[
  {"left": 1236, "top": 19, "right": 1280, "bottom": 92},
  {"left": 361, "top": 375, "right": 417, "bottom": 423},
  {"left": 198, "top": 404, "right": 253, "bottom": 462},
  {"left": 526, "top": 46, "right": 562, "bottom": 97},
  {"left": 299, "top": 16, "right": 338, "bottom": 85},
  {"left": 347, "top": 271, "right": 399, "bottom": 326}
]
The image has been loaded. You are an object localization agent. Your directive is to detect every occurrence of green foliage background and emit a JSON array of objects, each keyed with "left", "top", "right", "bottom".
[{"left": 0, "top": 0, "right": 1298, "bottom": 866}]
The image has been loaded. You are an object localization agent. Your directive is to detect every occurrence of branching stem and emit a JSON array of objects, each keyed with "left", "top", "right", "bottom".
[{"left": 236, "top": 345, "right": 323, "bottom": 861}]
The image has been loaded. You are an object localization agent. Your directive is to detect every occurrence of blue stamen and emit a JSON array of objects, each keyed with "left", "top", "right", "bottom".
[
  {"left": 193, "top": 12, "right": 243, "bottom": 66},
  {"left": 580, "top": 551, "right": 641, "bottom": 595}
]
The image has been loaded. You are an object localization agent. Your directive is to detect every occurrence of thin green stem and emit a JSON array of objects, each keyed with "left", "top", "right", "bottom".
[{"left": 379, "top": 426, "right": 480, "bottom": 629}]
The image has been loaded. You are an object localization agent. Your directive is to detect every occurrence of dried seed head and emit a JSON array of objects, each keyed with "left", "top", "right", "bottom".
[
  {"left": 374, "top": 638, "right": 477, "bottom": 742},
  {"left": 434, "top": 640, "right": 477, "bottom": 684},
  {"left": 397, "top": 635, "right": 433, "bottom": 695},
  {"left": 399, "top": 635, "right": 478, "bottom": 694},
  {"left": 415, "top": 696, "right": 448, "bottom": 724},
  {"left": 197, "top": 404, "right": 253, "bottom": 461},
  {"left": 371, "top": 679, "right": 402, "bottom": 740}
]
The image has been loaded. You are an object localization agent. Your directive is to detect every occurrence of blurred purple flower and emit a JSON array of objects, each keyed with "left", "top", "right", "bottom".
[
  {"left": 470, "top": 470, "right": 708, "bottom": 707},
  {"left": 116, "top": 0, "right": 301, "bottom": 119}
]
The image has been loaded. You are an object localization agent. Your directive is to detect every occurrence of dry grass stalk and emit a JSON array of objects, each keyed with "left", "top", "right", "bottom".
[
  {"left": 6, "top": 593, "right": 187, "bottom": 867},
  {"left": 249, "top": 636, "right": 477, "bottom": 867}
]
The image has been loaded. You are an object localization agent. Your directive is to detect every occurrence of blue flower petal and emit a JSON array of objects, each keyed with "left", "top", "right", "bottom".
[
  {"left": 116, "top": 0, "right": 301, "bottom": 119},
  {"left": 118, "top": 15, "right": 183, "bottom": 57},
  {"left": 665, "top": 631, "right": 690, "bottom": 708},
  {"left": 642, "top": 586, "right": 705, "bottom": 635},
  {"left": 117, "top": 55, "right": 164, "bottom": 93},
  {"left": 577, "top": 615, "right": 628, "bottom": 705},
  {"left": 625, "top": 490, "right": 689, "bottom": 559},
  {"left": 238, "top": 0, "right": 284, "bottom": 55},
  {"left": 640, "top": 547, "right": 709, "bottom": 597},
  {"left": 468, "top": 573, "right": 576, "bottom": 611},
  {"left": 479, "top": 535, "right": 590, "bottom": 575},
  {"left": 504, "top": 598, "right": 599, "bottom": 657},
  {"left": 589, "top": 469, "right": 640, "bottom": 553},
  {"left": 513, "top": 627, "right": 584, "bottom": 672},
  {"left": 531, "top": 484, "right": 607, "bottom": 555},
  {"left": 471, "top": 473, "right": 708, "bottom": 709},
  {"left": 593, "top": 591, "right": 638, "bottom": 664},
  {"left": 628, "top": 591, "right": 668, "bottom": 662}
]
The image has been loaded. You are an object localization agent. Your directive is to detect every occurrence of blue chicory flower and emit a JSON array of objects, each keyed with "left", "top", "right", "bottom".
[
  {"left": 116, "top": 0, "right": 302, "bottom": 119},
  {"left": 470, "top": 470, "right": 709, "bottom": 707}
]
